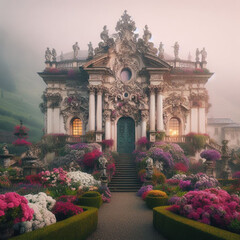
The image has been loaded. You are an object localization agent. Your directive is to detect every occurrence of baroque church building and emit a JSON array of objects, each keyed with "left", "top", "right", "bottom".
[{"left": 39, "top": 11, "right": 213, "bottom": 153}]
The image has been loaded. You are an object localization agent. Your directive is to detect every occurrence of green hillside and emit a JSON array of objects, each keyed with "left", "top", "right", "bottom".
[{"left": 0, "top": 88, "right": 44, "bottom": 143}]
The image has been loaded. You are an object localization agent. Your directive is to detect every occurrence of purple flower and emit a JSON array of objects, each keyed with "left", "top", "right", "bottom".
[
  {"left": 70, "top": 143, "right": 88, "bottom": 150},
  {"left": 179, "top": 180, "right": 192, "bottom": 191},
  {"left": 137, "top": 185, "right": 153, "bottom": 197},
  {"left": 200, "top": 150, "right": 221, "bottom": 161}
]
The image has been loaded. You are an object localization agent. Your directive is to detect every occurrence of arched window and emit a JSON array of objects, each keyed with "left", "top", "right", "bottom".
[
  {"left": 169, "top": 118, "right": 180, "bottom": 136},
  {"left": 72, "top": 118, "right": 82, "bottom": 136}
]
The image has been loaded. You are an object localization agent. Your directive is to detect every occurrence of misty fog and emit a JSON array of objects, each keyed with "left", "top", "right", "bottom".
[{"left": 0, "top": 0, "right": 240, "bottom": 122}]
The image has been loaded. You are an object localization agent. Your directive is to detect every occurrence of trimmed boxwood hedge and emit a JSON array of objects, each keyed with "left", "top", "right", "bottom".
[
  {"left": 11, "top": 206, "right": 98, "bottom": 240},
  {"left": 153, "top": 206, "right": 239, "bottom": 240},
  {"left": 77, "top": 191, "right": 103, "bottom": 208},
  {"left": 146, "top": 196, "right": 168, "bottom": 209}
]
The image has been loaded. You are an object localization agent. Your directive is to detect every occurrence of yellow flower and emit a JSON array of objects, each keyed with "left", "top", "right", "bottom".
[{"left": 147, "top": 190, "right": 167, "bottom": 198}]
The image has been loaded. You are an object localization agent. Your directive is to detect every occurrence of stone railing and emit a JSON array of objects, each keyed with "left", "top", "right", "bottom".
[{"left": 164, "top": 136, "right": 186, "bottom": 143}]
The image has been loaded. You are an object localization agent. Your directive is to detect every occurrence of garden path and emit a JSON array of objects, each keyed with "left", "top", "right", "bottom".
[{"left": 87, "top": 192, "right": 166, "bottom": 240}]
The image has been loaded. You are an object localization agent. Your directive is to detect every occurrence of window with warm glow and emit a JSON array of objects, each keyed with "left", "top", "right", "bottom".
[
  {"left": 169, "top": 118, "right": 180, "bottom": 136},
  {"left": 72, "top": 118, "right": 82, "bottom": 135}
]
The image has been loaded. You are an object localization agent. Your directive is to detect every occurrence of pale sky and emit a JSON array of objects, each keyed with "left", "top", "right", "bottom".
[{"left": 0, "top": 0, "right": 240, "bottom": 121}]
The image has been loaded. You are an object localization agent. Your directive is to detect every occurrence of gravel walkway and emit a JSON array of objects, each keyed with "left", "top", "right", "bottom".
[{"left": 87, "top": 192, "right": 166, "bottom": 240}]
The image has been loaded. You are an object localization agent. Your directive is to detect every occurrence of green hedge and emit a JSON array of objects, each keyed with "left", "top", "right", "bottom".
[
  {"left": 77, "top": 193, "right": 103, "bottom": 209},
  {"left": 146, "top": 196, "right": 168, "bottom": 209},
  {"left": 11, "top": 206, "right": 98, "bottom": 240},
  {"left": 153, "top": 206, "right": 239, "bottom": 240},
  {"left": 218, "top": 179, "right": 239, "bottom": 185}
]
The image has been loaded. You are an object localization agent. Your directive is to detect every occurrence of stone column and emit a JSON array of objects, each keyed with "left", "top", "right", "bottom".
[
  {"left": 104, "top": 110, "right": 111, "bottom": 139},
  {"left": 149, "top": 86, "right": 156, "bottom": 142},
  {"left": 88, "top": 86, "right": 96, "bottom": 131},
  {"left": 157, "top": 87, "right": 164, "bottom": 132},
  {"left": 141, "top": 110, "right": 148, "bottom": 137},
  {"left": 96, "top": 86, "right": 103, "bottom": 142}
]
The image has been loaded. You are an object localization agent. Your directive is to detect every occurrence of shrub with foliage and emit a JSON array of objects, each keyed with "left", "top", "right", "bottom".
[
  {"left": 168, "top": 188, "right": 240, "bottom": 234},
  {"left": 0, "top": 175, "right": 11, "bottom": 188},
  {"left": 52, "top": 201, "right": 84, "bottom": 221},
  {"left": 200, "top": 150, "right": 221, "bottom": 161},
  {"left": 185, "top": 132, "right": 209, "bottom": 153},
  {"left": 137, "top": 185, "right": 153, "bottom": 197},
  {"left": 152, "top": 170, "right": 166, "bottom": 185}
]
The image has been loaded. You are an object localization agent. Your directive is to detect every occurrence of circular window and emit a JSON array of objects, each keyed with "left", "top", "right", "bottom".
[
  {"left": 124, "top": 92, "right": 129, "bottom": 98},
  {"left": 120, "top": 68, "right": 132, "bottom": 81}
]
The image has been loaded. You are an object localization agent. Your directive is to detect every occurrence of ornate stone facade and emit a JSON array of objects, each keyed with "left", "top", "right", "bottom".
[{"left": 39, "top": 11, "right": 213, "bottom": 151}]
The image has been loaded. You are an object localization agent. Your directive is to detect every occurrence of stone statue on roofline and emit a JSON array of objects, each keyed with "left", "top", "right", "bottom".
[
  {"left": 52, "top": 48, "right": 57, "bottom": 61},
  {"left": 45, "top": 47, "right": 52, "bottom": 62},
  {"left": 72, "top": 42, "right": 80, "bottom": 59},
  {"left": 196, "top": 48, "right": 200, "bottom": 62},
  {"left": 60, "top": 51, "right": 64, "bottom": 61},
  {"left": 88, "top": 42, "right": 94, "bottom": 59},
  {"left": 100, "top": 25, "right": 109, "bottom": 43},
  {"left": 172, "top": 42, "right": 180, "bottom": 60},
  {"left": 158, "top": 42, "right": 164, "bottom": 59},
  {"left": 143, "top": 25, "right": 152, "bottom": 43},
  {"left": 200, "top": 47, "right": 207, "bottom": 62}
]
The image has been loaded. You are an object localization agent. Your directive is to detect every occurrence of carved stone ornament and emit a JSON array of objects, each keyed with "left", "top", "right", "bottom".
[
  {"left": 61, "top": 93, "right": 89, "bottom": 131},
  {"left": 163, "top": 92, "right": 190, "bottom": 130},
  {"left": 45, "top": 92, "right": 62, "bottom": 108},
  {"left": 104, "top": 80, "right": 148, "bottom": 123},
  {"left": 189, "top": 91, "right": 209, "bottom": 109}
]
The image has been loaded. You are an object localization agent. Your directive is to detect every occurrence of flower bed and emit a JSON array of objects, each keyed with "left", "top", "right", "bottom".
[
  {"left": 153, "top": 206, "right": 239, "bottom": 240},
  {"left": 11, "top": 206, "right": 98, "bottom": 240}
]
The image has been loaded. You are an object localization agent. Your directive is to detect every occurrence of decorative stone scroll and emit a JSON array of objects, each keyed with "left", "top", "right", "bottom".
[{"left": 45, "top": 93, "right": 62, "bottom": 108}]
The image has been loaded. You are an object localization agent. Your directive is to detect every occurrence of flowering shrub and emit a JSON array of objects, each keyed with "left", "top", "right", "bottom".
[
  {"left": 52, "top": 202, "right": 84, "bottom": 221},
  {"left": 152, "top": 170, "right": 166, "bottom": 185},
  {"left": 14, "top": 125, "right": 28, "bottom": 136},
  {"left": 166, "top": 179, "right": 180, "bottom": 186},
  {"left": 146, "top": 190, "right": 168, "bottom": 198},
  {"left": 149, "top": 147, "right": 174, "bottom": 170},
  {"left": 142, "top": 190, "right": 151, "bottom": 200},
  {"left": 137, "top": 137, "right": 149, "bottom": 146},
  {"left": 177, "top": 173, "right": 219, "bottom": 191},
  {"left": 67, "top": 171, "right": 100, "bottom": 187},
  {"left": 168, "top": 189, "right": 240, "bottom": 233},
  {"left": 200, "top": 149, "right": 221, "bottom": 161},
  {"left": 132, "top": 150, "right": 147, "bottom": 163},
  {"left": 137, "top": 185, "right": 153, "bottom": 197},
  {"left": 16, "top": 183, "right": 44, "bottom": 195},
  {"left": 153, "top": 142, "right": 189, "bottom": 167},
  {"left": 14, "top": 202, "right": 56, "bottom": 234},
  {"left": 56, "top": 195, "right": 77, "bottom": 203},
  {"left": 168, "top": 196, "right": 181, "bottom": 205},
  {"left": 99, "top": 186, "right": 111, "bottom": 203},
  {"left": 138, "top": 169, "right": 146, "bottom": 182},
  {"left": 174, "top": 162, "right": 188, "bottom": 173},
  {"left": 102, "top": 139, "right": 114, "bottom": 148},
  {"left": 82, "top": 149, "right": 102, "bottom": 168},
  {"left": 69, "top": 143, "right": 88, "bottom": 150},
  {"left": 24, "top": 192, "right": 56, "bottom": 211},
  {"left": 0, "top": 175, "right": 11, "bottom": 188},
  {"left": 40, "top": 168, "right": 71, "bottom": 188},
  {"left": 12, "top": 139, "right": 32, "bottom": 146},
  {"left": 171, "top": 174, "right": 187, "bottom": 181},
  {"left": 189, "top": 161, "right": 204, "bottom": 174},
  {"left": 0, "top": 192, "right": 34, "bottom": 228},
  {"left": 233, "top": 171, "right": 240, "bottom": 179},
  {"left": 25, "top": 174, "right": 42, "bottom": 184}
]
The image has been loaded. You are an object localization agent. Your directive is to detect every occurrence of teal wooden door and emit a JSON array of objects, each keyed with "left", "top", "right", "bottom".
[{"left": 117, "top": 117, "right": 135, "bottom": 153}]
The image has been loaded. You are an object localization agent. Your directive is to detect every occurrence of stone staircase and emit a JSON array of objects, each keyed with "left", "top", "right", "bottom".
[{"left": 109, "top": 153, "right": 142, "bottom": 192}]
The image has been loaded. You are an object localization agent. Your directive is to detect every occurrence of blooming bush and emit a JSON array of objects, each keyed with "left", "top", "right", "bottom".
[
  {"left": 142, "top": 190, "right": 151, "bottom": 200},
  {"left": 82, "top": 149, "right": 102, "bottom": 168},
  {"left": 174, "top": 162, "right": 188, "bottom": 173},
  {"left": 177, "top": 173, "right": 219, "bottom": 191},
  {"left": 233, "top": 171, "right": 240, "bottom": 179},
  {"left": 52, "top": 202, "right": 84, "bottom": 221},
  {"left": 56, "top": 195, "right": 77, "bottom": 203},
  {"left": 146, "top": 190, "right": 168, "bottom": 198},
  {"left": 137, "top": 137, "right": 149, "bottom": 147},
  {"left": 138, "top": 169, "right": 146, "bottom": 182},
  {"left": 14, "top": 202, "right": 56, "bottom": 234},
  {"left": 102, "top": 139, "right": 114, "bottom": 148},
  {"left": 67, "top": 171, "right": 100, "bottom": 187},
  {"left": 152, "top": 170, "right": 166, "bottom": 185},
  {"left": 171, "top": 174, "right": 187, "bottom": 181},
  {"left": 166, "top": 179, "right": 180, "bottom": 186},
  {"left": 0, "top": 175, "right": 11, "bottom": 188},
  {"left": 24, "top": 192, "right": 56, "bottom": 211},
  {"left": 12, "top": 139, "right": 32, "bottom": 146},
  {"left": 16, "top": 183, "right": 44, "bottom": 195},
  {"left": 168, "top": 188, "right": 240, "bottom": 233},
  {"left": 200, "top": 149, "right": 221, "bottom": 161},
  {"left": 137, "top": 185, "right": 153, "bottom": 197},
  {"left": 40, "top": 168, "right": 71, "bottom": 188},
  {"left": 25, "top": 174, "right": 42, "bottom": 184},
  {"left": 0, "top": 192, "right": 34, "bottom": 228}
]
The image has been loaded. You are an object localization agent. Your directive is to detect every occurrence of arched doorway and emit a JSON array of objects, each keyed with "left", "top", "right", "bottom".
[{"left": 117, "top": 117, "right": 135, "bottom": 153}]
